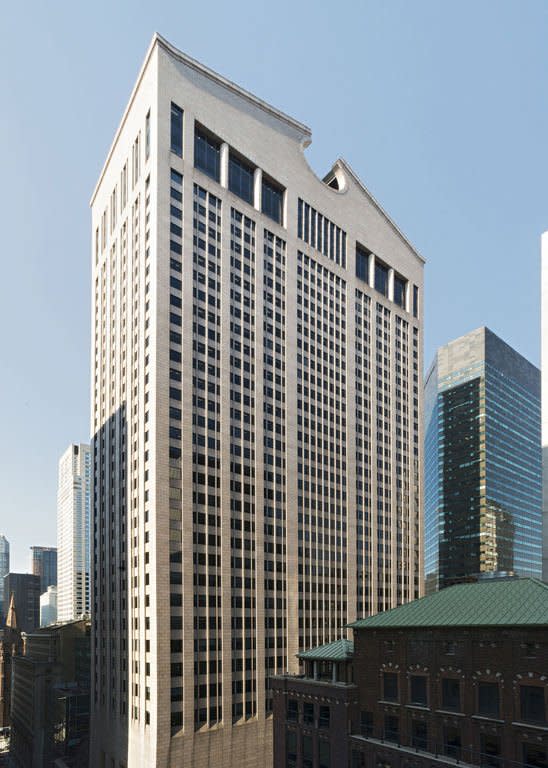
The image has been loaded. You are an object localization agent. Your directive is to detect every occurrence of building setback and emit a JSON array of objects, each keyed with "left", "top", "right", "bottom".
[
  {"left": 57, "top": 443, "right": 91, "bottom": 622},
  {"left": 273, "top": 577, "right": 548, "bottom": 768},
  {"left": 90, "top": 33, "right": 424, "bottom": 768},
  {"left": 3, "top": 574, "right": 40, "bottom": 634},
  {"left": 425, "top": 327, "right": 541, "bottom": 593},
  {"left": 30, "top": 546, "right": 57, "bottom": 593}
]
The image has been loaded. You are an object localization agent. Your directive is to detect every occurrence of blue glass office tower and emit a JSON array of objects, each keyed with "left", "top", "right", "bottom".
[{"left": 425, "top": 327, "right": 541, "bottom": 593}]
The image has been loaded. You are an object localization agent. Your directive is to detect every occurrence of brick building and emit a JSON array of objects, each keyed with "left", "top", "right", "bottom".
[
  {"left": 273, "top": 577, "right": 548, "bottom": 768},
  {"left": 272, "top": 639, "right": 359, "bottom": 768}
]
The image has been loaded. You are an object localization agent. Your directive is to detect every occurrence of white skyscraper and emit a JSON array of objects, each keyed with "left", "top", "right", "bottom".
[
  {"left": 57, "top": 443, "right": 91, "bottom": 622},
  {"left": 90, "top": 34, "right": 423, "bottom": 768},
  {"left": 40, "top": 585, "right": 57, "bottom": 626},
  {"left": 542, "top": 232, "right": 548, "bottom": 580}
]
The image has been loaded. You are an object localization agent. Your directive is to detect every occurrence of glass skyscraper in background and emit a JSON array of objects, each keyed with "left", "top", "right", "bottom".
[
  {"left": 30, "top": 545, "right": 58, "bottom": 593},
  {"left": 425, "top": 327, "right": 541, "bottom": 593}
]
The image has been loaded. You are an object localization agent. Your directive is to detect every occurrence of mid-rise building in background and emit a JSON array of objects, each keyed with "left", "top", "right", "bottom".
[
  {"left": 9, "top": 618, "right": 90, "bottom": 768},
  {"left": 30, "top": 545, "right": 57, "bottom": 593},
  {"left": 2, "top": 574, "right": 40, "bottom": 634},
  {"left": 57, "top": 443, "right": 91, "bottom": 622},
  {"left": 90, "top": 34, "right": 423, "bottom": 767},
  {"left": 425, "top": 327, "right": 541, "bottom": 593},
  {"left": 0, "top": 537, "right": 9, "bottom": 624},
  {"left": 40, "top": 585, "right": 57, "bottom": 627}
]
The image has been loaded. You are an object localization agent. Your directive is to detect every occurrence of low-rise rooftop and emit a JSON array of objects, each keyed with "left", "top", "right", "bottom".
[{"left": 348, "top": 577, "right": 548, "bottom": 630}]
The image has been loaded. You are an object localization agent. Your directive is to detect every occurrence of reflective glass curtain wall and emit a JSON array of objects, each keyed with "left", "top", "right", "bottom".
[{"left": 424, "top": 328, "right": 541, "bottom": 592}]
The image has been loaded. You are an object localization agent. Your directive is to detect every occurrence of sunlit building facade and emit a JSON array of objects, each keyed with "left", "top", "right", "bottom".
[
  {"left": 425, "top": 327, "right": 541, "bottom": 593},
  {"left": 90, "top": 34, "right": 424, "bottom": 768},
  {"left": 57, "top": 443, "right": 92, "bottom": 622}
]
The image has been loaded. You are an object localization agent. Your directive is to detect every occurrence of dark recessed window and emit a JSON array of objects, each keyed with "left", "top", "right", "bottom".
[
  {"left": 410, "top": 675, "right": 428, "bottom": 706},
  {"left": 303, "top": 734, "right": 313, "bottom": 768},
  {"left": 194, "top": 127, "right": 221, "bottom": 182},
  {"left": 521, "top": 685, "right": 546, "bottom": 724},
  {"left": 442, "top": 678, "right": 461, "bottom": 711},
  {"left": 229, "top": 153, "right": 254, "bottom": 204},
  {"left": 171, "top": 711, "right": 182, "bottom": 728},
  {"left": 413, "top": 284, "right": 419, "bottom": 318},
  {"left": 356, "top": 245, "right": 370, "bottom": 283},
  {"left": 170, "top": 103, "right": 183, "bottom": 157},
  {"left": 319, "top": 740, "right": 330, "bottom": 768},
  {"left": 286, "top": 730, "right": 297, "bottom": 768},
  {"left": 523, "top": 743, "right": 547, "bottom": 768},
  {"left": 262, "top": 177, "right": 283, "bottom": 224},
  {"left": 444, "top": 725, "right": 461, "bottom": 759},
  {"left": 394, "top": 274, "right": 407, "bottom": 308},
  {"left": 145, "top": 110, "right": 151, "bottom": 160},
  {"left": 287, "top": 698, "right": 298, "bottom": 722},
  {"left": 360, "top": 711, "right": 373, "bottom": 737},
  {"left": 411, "top": 720, "right": 427, "bottom": 750},
  {"left": 319, "top": 705, "right": 330, "bottom": 729},
  {"left": 303, "top": 702, "right": 314, "bottom": 724},
  {"left": 383, "top": 671, "right": 398, "bottom": 702},
  {"left": 478, "top": 682, "right": 500, "bottom": 718},
  {"left": 375, "top": 260, "right": 389, "bottom": 297},
  {"left": 481, "top": 735, "right": 501, "bottom": 767},
  {"left": 384, "top": 714, "right": 399, "bottom": 743}
]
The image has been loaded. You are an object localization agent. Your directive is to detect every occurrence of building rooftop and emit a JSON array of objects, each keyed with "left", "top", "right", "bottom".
[
  {"left": 348, "top": 578, "right": 548, "bottom": 629},
  {"left": 298, "top": 638, "right": 354, "bottom": 661}
]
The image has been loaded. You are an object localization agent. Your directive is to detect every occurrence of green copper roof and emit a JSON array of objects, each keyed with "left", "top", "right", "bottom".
[
  {"left": 298, "top": 638, "right": 354, "bottom": 661},
  {"left": 348, "top": 578, "right": 548, "bottom": 630}
]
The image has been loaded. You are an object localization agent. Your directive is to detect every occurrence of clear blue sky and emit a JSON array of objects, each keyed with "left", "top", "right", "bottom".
[{"left": 1, "top": 0, "right": 547, "bottom": 572}]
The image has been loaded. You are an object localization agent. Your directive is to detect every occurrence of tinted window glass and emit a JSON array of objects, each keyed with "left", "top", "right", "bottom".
[
  {"left": 287, "top": 699, "right": 298, "bottom": 722},
  {"left": 356, "top": 246, "right": 370, "bottom": 283},
  {"left": 478, "top": 682, "right": 499, "bottom": 718},
  {"left": 303, "top": 702, "right": 314, "bottom": 724},
  {"left": 194, "top": 128, "right": 220, "bottom": 181},
  {"left": 410, "top": 675, "right": 427, "bottom": 705},
  {"left": 384, "top": 714, "right": 399, "bottom": 742},
  {"left": 262, "top": 178, "right": 283, "bottom": 224},
  {"left": 383, "top": 672, "right": 398, "bottom": 701},
  {"left": 229, "top": 153, "right": 254, "bottom": 204},
  {"left": 442, "top": 678, "right": 460, "bottom": 711},
  {"left": 375, "top": 261, "right": 389, "bottom": 296},
  {"left": 394, "top": 274, "right": 407, "bottom": 307},
  {"left": 521, "top": 685, "right": 546, "bottom": 724},
  {"left": 171, "top": 103, "right": 183, "bottom": 156}
]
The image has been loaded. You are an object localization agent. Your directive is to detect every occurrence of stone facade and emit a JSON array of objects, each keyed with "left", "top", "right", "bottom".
[{"left": 90, "top": 33, "right": 424, "bottom": 768}]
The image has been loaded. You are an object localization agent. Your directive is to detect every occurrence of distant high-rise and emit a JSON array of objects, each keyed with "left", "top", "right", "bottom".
[
  {"left": 57, "top": 444, "right": 91, "bottom": 622},
  {"left": 90, "top": 34, "right": 424, "bottom": 768},
  {"left": 3, "top": 573, "right": 40, "bottom": 633},
  {"left": 0, "top": 536, "right": 9, "bottom": 621},
  {"left": 30, "top": 545, "right": 57, "bottom": 593},
  {"left": 40, "top": 585, "right": 57, "bottom": 627},
  {"left": 425, "top": 327, "right": 542, "bottom": 592}
]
